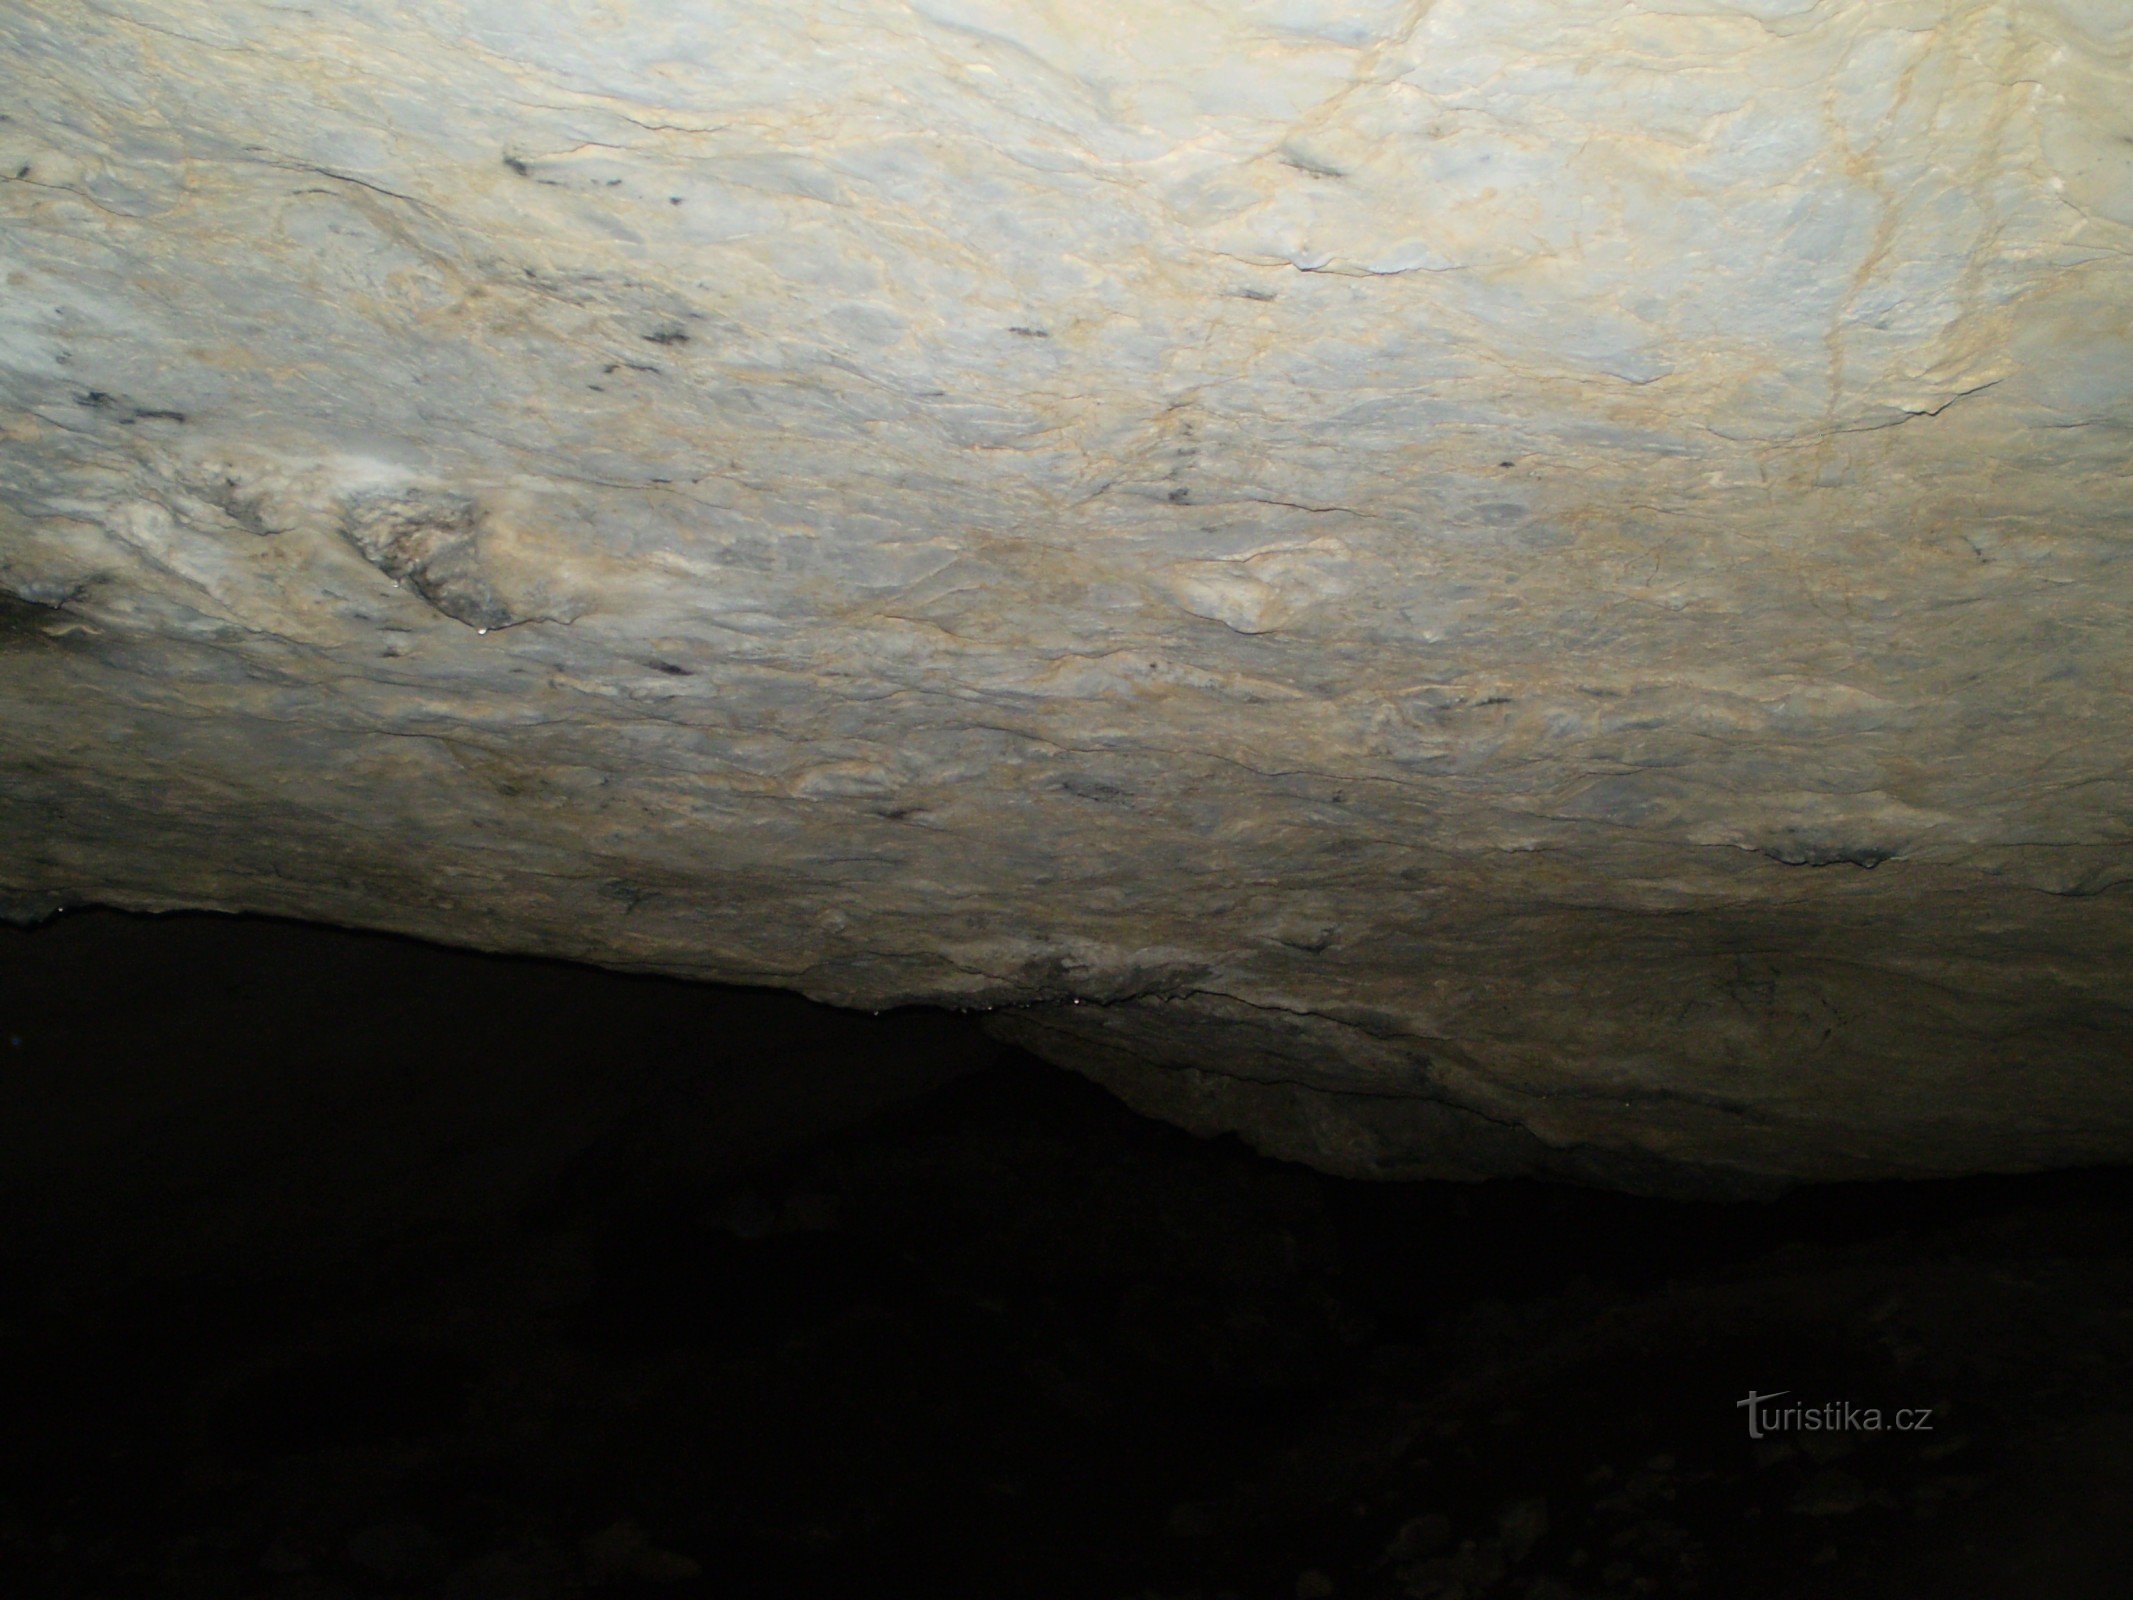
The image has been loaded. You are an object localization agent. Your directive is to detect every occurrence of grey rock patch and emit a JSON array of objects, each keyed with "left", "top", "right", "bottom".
[{"left": 338, "top": 491, "right": 523, "bottom": 632}]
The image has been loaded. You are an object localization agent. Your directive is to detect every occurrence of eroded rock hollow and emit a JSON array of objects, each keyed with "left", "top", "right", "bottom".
[{"left": 4, "top": 0, "right": 2129, "bottom": 1193}]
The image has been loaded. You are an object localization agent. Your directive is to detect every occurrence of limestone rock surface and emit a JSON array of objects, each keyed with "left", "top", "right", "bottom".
[{"left": 4, "top": 0, "right": 2130, "bottom": 1192}]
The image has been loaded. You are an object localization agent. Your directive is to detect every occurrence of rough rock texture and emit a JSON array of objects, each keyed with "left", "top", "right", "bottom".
[{"left": 3, "top": 0, "right": 2130, "bottom": 1194}]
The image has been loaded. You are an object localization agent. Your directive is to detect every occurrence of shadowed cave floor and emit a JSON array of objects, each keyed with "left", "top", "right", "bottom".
[{"left": 4, "top": 911, "right": 2133, "bottom": 1599}]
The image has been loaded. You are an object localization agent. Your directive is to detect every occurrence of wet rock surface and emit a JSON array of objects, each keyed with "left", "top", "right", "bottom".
[
  {"left": 6, "top": 912, "right": 2133, "bottom": 1598},
  {"left": 4, "top": 1, "right": 2132, "bottom": 1190}
]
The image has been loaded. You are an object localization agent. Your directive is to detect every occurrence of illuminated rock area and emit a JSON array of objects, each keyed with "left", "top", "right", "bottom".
[{"left": 2, "top": 0, "right": 2129, "bottom": 1192}]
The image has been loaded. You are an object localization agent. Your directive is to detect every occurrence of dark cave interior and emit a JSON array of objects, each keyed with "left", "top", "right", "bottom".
[{"left": 5, "top": 910, "right": 2133, "bottom": 1600}]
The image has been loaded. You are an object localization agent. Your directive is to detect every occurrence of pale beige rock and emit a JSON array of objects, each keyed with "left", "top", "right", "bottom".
[{"left": 3, "top": 0, "right": 2130, "bottom": 1192}]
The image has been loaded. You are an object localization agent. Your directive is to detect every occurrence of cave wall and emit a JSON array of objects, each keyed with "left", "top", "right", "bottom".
[{"left": 3, "top": 0, "right": 2130, "bottom": 1192}]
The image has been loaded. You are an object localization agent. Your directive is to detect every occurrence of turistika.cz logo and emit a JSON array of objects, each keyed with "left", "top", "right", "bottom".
[{"left": 1736, "top": 1391, "right": 1935, "bottom": 1439}]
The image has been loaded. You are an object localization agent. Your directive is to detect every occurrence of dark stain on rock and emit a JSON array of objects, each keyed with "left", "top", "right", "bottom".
[
  {"left": 339, "top": 491, "right": 521, "bottom": 632},
  {"left": 643, "top": 328, "right": 690, "bottom": 346},
  {"left": 648, "top": 659, "right": 693, "bottom": 677},
  {"left": 1278, "top": 146, "right": 1346, "bottom": 180},
  {"left": 1060, "top": 774, "right": 1130, "bottom": 805},
  {"left": 1761, "top": 841, "right": 1896, "bottom": 869},
  {"left": 1008, "top": 326, "right": 1050, "bottom": 338},
  {"left": 75, "top": 390, "right": 187, "bottom": 425}
]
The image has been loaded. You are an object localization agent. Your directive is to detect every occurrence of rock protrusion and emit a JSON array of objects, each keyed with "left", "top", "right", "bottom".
[{"left": 339, "top": 491, "right": 521, "bottom": 631}]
